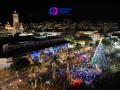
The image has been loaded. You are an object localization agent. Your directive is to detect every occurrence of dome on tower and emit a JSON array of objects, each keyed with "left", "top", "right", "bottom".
[
  {"left": 13, "top": 11, "right": 17, "bottom": 14},
  {"left": 19, "top": 23, "right": 23, "bottom": 30},
  {"left": 5, "top": 21, "right": 12, "bottom": 29}
]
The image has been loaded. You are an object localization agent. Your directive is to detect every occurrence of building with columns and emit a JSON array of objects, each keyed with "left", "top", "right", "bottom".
[{"left": 5, "top": 11, "right": 24, "bottom": 35}]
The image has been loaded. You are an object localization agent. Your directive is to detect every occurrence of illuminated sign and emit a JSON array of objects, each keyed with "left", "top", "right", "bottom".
[
  {"left": 49, "top": 7, "right": 58, "bottom": 15},
  {"left": 49, "top": 7, "right": 72, "bottom": 16}
]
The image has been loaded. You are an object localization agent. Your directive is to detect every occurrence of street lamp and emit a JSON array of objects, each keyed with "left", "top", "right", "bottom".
[
  {"left": 33, "top": 73, "right": 37, "bottom": 89},
  {"left": 19, "top": 79, "right": 22, "bottom": 82}
]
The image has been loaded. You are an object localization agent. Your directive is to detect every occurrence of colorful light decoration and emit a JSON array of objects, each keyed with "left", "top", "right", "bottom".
[
  {"left": 31, "top": 51, "right": 41, "bottom": 60},
  {"left": 61, "top": 44, "right": 65, "bottom": 49},
  {"left": 53, "top": 46, "right": 59, "bottom": 52},
  {"left": 78, "top": 54, "right": 88, "bottom": 60},
  {"left": 91, "top": 42, "right": 107, "bottom": 71}
]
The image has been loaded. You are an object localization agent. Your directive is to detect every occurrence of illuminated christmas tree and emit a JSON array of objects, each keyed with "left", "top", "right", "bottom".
[{"left": 91, "top": 39, "right": 107, "bottom": 71}]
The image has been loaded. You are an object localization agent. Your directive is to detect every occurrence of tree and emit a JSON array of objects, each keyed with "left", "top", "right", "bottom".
[
  {"left": 102, "top": 38, "right": 115, "bottom": 54},
  {"left": 102, "top": 39, "right": 111, "bottom": 46},
  {"left": 110, "top": 38, "right": 117, "bottom": 42},
  {"left": 10, "top": 58, "right": 30, "bottom": 71},
  {"left": 75, "top": 43, "right": 82, "bottom": 50},
  {"left": 30, "top": 59, "right": 42, "bottom": 73},
  {"left": 61, "top": 31, "right": 76, "bottom": 42},
  {"left": 89, "top": 43, "right": 94, "bottom": 47},
  {"left": 91, "top": 42, "right": 107, "bottom": 71},
  {"left": 102, "top": 38, "right": 117, "bottom": 47},
  {"left": 29, "top": 58, "right": 42, "bottom": 88},
  {"left": 50, "top": 55, "right": 59, "bottom": 85},
  {"left": 77, "top": 36, "right": 92, "bottom": 46},
  {"left": 95, "top": 40, "right": 99, "bottom": 46},
  {"left": 50, "top": 55, "right": 59, "bottom": 71},
  {"left": 66, "top": 54, "right": 71, "bottom": 73}
]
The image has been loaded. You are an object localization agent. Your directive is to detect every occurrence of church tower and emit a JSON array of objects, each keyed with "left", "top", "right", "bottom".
[
  {"left": 5, "top": 11, "right": 24, "bottom": 35},
  {"left": 13, "top": 11, "right": 19, "bottom": 33}
]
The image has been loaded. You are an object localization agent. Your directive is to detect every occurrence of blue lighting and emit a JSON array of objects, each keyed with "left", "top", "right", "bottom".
[
  {"left": 48, "top": 49, "right": 51, "bottom": 53},
  {"left": 31, "top": 51, "right": 41, "bottom": 60},
  {"left": 53, "top": 46, "right": 59, "bottom": 51},
  {"left": 61, "top": 44, "right": 65, "bottom": 49}
]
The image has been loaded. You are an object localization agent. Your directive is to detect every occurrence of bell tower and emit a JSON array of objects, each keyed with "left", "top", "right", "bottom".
[{"left": 13, "top": 11, "right": 19, "bottom": 33}]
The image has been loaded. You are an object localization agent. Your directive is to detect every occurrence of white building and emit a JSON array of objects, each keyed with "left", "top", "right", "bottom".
[{"left": 0, "top": 57, "right": 12, "bottom": 69}]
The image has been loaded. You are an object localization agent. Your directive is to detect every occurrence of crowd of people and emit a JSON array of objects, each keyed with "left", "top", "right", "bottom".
[{"left": 68, "top": 53, "right": 102, "bottom": 88}]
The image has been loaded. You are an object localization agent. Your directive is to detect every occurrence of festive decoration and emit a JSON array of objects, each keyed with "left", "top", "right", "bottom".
[{"left": 91, "top": 42, "right": 107, "bottom": 71}]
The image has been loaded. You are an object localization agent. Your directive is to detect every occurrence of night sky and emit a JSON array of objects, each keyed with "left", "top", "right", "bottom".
[{"left": 0, "top": 0, "right": 120, "bottom": 23}]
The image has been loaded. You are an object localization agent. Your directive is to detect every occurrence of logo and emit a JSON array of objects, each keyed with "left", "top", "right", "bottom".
[
  {"left": 49, "top": 7, "right": 58, "bottom": 15},
  {"left": 49, "top": 7, "right": 72, "bottom": 16}
]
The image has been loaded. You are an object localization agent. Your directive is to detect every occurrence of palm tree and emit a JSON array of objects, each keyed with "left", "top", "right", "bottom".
[
  {"left": 50, "top": 55, "right": 59, "bottom": 87},
  {"left": 50, "top": 55, "right": 59, "bottom": 73},
  {"left": 30, "top": 59, "right": 42, "bottom": 73},
  {"left": 65, "top": 54, "right": 72, "bottom": 88},
  {"left": 66, "top": 53, "right": 73, "bottom": 75},
  {"left": 30, "top": 58, "right": 42, "bottom": 88}
]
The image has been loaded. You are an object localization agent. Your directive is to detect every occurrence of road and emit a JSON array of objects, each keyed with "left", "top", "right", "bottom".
[{"left": 0, "top": 60, "right": 51, "bottom": 89}]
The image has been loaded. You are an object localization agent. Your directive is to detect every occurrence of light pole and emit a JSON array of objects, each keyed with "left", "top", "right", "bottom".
[
  {"left": 38, "top": 77, "right": 42, "bottom": 89},
  {"left": 33, "top": 73, "right": 37, "bottom": 89}
]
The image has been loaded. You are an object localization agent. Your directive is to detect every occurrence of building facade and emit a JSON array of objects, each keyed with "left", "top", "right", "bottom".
[{"left": 5, "top": 11, "right": 24, "bottom": 35}]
